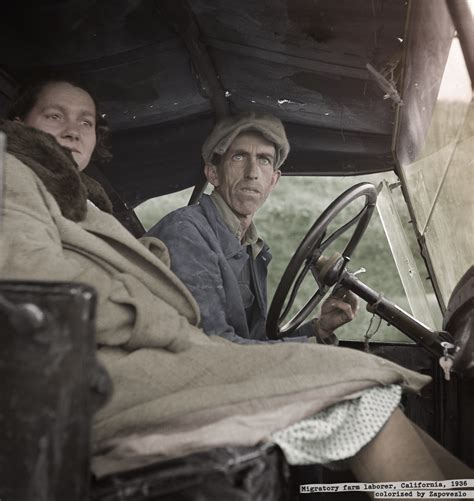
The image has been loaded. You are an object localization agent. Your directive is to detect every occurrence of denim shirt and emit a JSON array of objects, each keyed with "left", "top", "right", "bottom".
[{"left": 147, "top": 194, "right": 312, "bottom": 344}]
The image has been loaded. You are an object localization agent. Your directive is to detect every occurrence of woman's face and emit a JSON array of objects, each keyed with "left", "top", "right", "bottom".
[{"left": 23, "top": 81, "right": 97, "bottom": 171}]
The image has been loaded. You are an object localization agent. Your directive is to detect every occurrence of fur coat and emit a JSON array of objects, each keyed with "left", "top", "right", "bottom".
[
  {"left": 0, "top": 121, "right": 431, "bottom": 474},
  {"left": 0, "top": 120, "right": 112, "bottom": 220}
]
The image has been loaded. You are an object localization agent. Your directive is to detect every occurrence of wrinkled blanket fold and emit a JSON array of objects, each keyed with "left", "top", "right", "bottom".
[{"left": 94, "top": 336, "right": 430, "bottom": 468}]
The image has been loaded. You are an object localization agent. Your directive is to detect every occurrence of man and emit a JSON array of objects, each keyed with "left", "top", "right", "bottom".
[{"left": 148, "top": 111, "right": 357, "bottom": 344}]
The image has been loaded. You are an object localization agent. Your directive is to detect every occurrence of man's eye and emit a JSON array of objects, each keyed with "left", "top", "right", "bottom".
[
  {"left": 81, "top": 120, "right": 94, "bottom": 128},
  {"left": 259, "top": 157, "right": 274, "bottom": 166},
  {"left": 232, "top": 154, "right": 244, "bottom": 161},
  {"left": 46, "top": 113, "right": 62, "bottom": 121}
]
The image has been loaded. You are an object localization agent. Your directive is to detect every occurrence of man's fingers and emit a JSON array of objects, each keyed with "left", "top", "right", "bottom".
[
  {"left": 319, "top": 299, "right": 356, "bottom": 331},
  {"left": 319, "top": 286, "right": 360, "bottom": 333},
  {"left": 328, "top": 287, "right": 358, "bottom": 313},
  {"left": 341, "top": 301, "right": 355, "bottom": 319},
  {"left": 347, "top": 291, "right": 359, "bottom": 311},
  {"left": 330, "top": 301, "right": 355, "bottom": 321}
]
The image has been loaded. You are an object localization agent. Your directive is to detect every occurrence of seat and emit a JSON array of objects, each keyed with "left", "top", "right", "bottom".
[{"left": 90, "top": 444, "right": 291, "bottom": 501}]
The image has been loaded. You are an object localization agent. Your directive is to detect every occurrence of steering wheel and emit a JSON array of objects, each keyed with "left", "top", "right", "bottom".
[{"left": 266, "top": 182, "right": 378, "bottom": 339}]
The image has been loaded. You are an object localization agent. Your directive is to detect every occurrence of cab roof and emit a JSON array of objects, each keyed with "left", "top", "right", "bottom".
[{"left": 0, "top": 0, "right": 469, "bottom": 206}]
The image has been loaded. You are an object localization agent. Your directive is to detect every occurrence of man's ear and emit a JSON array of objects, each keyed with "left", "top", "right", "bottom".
[
  {"left": 270, "top": 169, "right": 281, "bottom": 190},
  {"left": 204, "top": 162, "right": 220, "bottom": 187}
]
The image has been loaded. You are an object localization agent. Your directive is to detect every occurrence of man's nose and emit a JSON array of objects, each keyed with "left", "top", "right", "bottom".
[{"left": 244, "top": 157, "right": 259, "bottom": 179}]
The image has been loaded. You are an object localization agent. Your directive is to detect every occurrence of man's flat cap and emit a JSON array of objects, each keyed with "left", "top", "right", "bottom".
[{"left": 202, "top": 111, "right": 290, "bottom": 169}]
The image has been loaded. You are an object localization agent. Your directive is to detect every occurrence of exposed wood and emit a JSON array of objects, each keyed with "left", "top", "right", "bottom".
[
  {"left": 211, "top": 49, "right": 395, "bottom": 135},
  {"left": 156, "top": 0, "right": 231, "bottom": 203},
  {"left": 206, "top": 37, "right": 369, "bottom": 80},
  {"left": 193, "top": 0, "right": 405, "bottom": 70},
  {"left": 87, "top": 43, "right": 211, "bottom": 132},
  {"left": 156, "top": 0, "right": 229, "bottom": 119}
]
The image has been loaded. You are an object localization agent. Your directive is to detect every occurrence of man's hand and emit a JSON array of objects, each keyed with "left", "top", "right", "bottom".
[{"left": 313, "top": 287, "right": 358, "bottom": 343}]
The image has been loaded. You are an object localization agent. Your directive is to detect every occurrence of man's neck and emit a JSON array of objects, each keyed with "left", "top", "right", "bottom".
[
  {"left": 209, "top": 191, "right": 264, "bottom": 257},
  {"left": 209, "top": 190, "right": 258, "bottom": 244},
  {"left": 236, "top": 214, "right": 253, "bottom": 241}
]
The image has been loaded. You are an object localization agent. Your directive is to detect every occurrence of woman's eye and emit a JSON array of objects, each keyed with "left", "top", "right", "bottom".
[{"left": 81, "top": 120, "right": 94, "bottom": 127}]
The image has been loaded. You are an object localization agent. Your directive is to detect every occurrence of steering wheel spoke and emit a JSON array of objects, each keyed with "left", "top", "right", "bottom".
[
  {"left": 319, "top": 205, "right": 370, "bottom": 254},
  {"left": 279, "top": 259, "right": 313, "bottom": 321},
  {"left": 266, "top": 183, "right": 377, "bottom": 339},
  {"left": 279, "top": 286, "right": 329, "bottom": 333}
]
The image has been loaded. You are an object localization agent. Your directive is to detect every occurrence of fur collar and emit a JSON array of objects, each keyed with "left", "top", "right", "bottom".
[{"left": 0, "top": 120, "right": 112, "bottom": 221}]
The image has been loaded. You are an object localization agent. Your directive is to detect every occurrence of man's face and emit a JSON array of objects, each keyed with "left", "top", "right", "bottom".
[
  {"left": 205, "top": 132, "right": 281, "bottom": 219},
  {"left": 23, "top": 82, "right": 97, "bottom": 171}
]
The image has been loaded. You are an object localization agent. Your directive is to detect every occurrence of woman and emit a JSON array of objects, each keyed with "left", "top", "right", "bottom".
[{"left": 1, "top": 76, "right": 471, "bottom": 485}]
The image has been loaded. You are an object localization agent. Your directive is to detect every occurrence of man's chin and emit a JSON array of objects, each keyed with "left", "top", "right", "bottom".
[{"left": 232, "top": 202, "right": 261, "bottom": 218}]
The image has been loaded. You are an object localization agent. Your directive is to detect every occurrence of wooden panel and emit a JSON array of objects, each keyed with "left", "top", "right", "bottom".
[
  {"left": 395, "top": 0, "right": 455, "bottom": 166},
  {"left": 213, "top": 49, "right": 395, "bottom": 134},
  {"left": 85, "top": 44, "right": 212, "bottom": 131},
  {"left": 193, "top": 0, "right": 405, "bottom": 69}
]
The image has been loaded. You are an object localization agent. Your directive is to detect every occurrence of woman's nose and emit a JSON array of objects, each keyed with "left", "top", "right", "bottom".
[{"left": 61, "top": 121, "right": 80, "bottom": 140}]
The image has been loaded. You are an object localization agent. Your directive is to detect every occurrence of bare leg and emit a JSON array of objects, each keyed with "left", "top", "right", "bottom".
[
  {"left": 349, "top": 408, "right": 445, "bottom": 482},
  {"left": 347, "top": 408, "right": 473, "bottom": 501},
  {"left": 411, "top": 421, "right": 473, "bottom": 479}
]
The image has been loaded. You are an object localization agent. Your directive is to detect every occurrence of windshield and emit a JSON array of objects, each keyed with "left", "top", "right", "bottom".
[
  {"left": 136, "top": 172, "right": 441, "bottom": 343},
  {"left": 395, "top": 36, "right": 473, "bottom": 308}
]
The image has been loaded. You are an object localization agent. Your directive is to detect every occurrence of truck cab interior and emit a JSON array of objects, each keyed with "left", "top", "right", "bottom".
[{"left": 0, "top": 0, "right": 472, "bottom": 499}]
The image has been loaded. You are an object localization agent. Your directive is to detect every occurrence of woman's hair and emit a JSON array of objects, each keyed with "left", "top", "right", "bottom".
[{"left": 7, "top": 73, "right": 112, "bottom": 164}]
